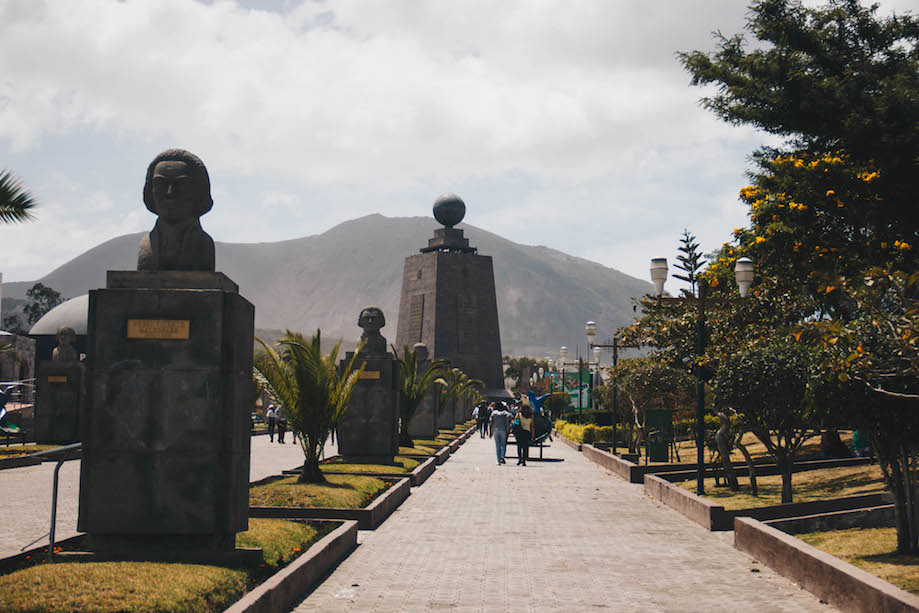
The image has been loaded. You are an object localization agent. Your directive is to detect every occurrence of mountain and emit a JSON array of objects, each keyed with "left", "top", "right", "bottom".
[{"left": 3, "top": 214, "right": 651, "bottom": 356}]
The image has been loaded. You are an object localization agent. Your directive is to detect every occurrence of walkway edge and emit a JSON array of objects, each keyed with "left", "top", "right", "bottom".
[
  {"left": 735, "top": 516, "right": 919, "bottom": 613},
  {"left": 225, "top": 519, "right": 358, "bottom": 613}
]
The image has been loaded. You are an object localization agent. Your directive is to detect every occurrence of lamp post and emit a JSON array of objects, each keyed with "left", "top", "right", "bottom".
[
  {"left": 650, "top": 256, "right": 753, "bottom": 496},
  {"left": 560, "top": 346, "right": 568, "bottom": 419},
  {"left": 587, "top": 326, "right": 639, "bottom": 455},
  {"left": 585, "top": 322, "right": 597, "bottom": 411}
]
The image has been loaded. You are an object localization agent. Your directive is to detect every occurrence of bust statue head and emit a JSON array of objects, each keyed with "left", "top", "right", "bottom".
[
  {"left": 143, "top": 149, "right": 213, "bottom": 223},
  {"left": 137, "top": 149, "right": 216, "bottom": 271},
  {"left": 357, "top": 307, "right": 387, "bottom": 355},
  {"left": 52, "top": 326, "right": 78, "bottom": 362},
  {"left": 358, "top": 307, "right": 385, "bottom": 334}
]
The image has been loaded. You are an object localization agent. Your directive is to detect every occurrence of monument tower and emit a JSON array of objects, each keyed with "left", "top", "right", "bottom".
[{"left": 395, "top": 194, "right": 507, "bottom": 400}]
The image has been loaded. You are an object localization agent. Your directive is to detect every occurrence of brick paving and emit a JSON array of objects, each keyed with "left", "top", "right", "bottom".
[
  {"left": 292, "top": 433, "right": 834, "bottom": 613},
  {"left": 0, "top": 433, "right": 336, "bottom": 558}
]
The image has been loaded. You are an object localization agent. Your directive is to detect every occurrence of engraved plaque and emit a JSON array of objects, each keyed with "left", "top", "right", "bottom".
[
  {"left": 359, "top": 371, "right": 381, "bottom": 380},
  {"left": 47, "top": 375, "right": 68, "bottom": 384},
  {"left": 408, "top": 294, "right": 425, "bottom": 343},
  {"left": 457, "top": 295, "right": 479, "bottom": 354},
  {"left": 126, "top": 319, "right": 190, "bottom": 340}
]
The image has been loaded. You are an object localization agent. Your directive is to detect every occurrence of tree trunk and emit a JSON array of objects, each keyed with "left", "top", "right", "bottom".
[
  {"left": 298, "top": 456, "right": 326, "bottom": 483},
  {"left": 715, "top": 411, "right": 738, "bottom": 490},
  {"left": 735, "top": 433, "right": 758, "bottom": 497},
  {"left": 779, "top": 454, "right": 793, "bottom": 504}
]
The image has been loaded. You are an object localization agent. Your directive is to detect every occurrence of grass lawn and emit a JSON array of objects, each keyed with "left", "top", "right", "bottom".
[
  {"left": 409, "top": 439, "right": 448, "bottom": 450},
  {"left": 398, "top": 443, "right": 440, "bottom": 456},
  {"left": 680, "top": 464, "right": 886, "bottom": 510},
  {"left": 798, "top": 527, "right": 919, "bottom": 595},
  {"left": 0, "top": 519, "right": 331, "bottom": 613},
  {"left": 0, "top": 444, "right": 61, "bottom": 457},
  {"left": 250, "top": 473, "right": 390, "bottom": 509},
  {"left": 321, "top": 456, "right": 420, "bottom": 474}
]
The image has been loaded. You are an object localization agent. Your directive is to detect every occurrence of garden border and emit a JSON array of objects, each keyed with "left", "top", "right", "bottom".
[
  {"left": 734, "top": 516, "right": 919, "bottom": 613},
  {"left": 249, "top": 477, "right": 411, "bottom": 530},
  {"left": 644, "top": 473, "right": 892, "bottom": 531},
  {"left": 225, "top": 519, "right": 358, "bottom": 613},
  {"left": 582, "top": 443, "right": 871, "bottom": 484}
]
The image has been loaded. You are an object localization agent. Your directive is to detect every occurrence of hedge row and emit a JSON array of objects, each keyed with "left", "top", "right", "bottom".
[{"left": 554, "top": 420, "right": 613, "bottom": 444}]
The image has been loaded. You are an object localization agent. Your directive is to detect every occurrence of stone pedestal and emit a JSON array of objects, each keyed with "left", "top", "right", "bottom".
[
  {"left": 338, "top": 353, "right": 400, "bottom": 462},
  {"left": 34, "top": 361, "right": 84, "bottom": 443},
  {"left": 78, "top": 271, "right": 253, "bottom": 552},
  {"left": 407, "top": 372, "right": 439, "bottom": 440},
  {"left": 438, "top": 395, "right": 456, "bottom": 430}
]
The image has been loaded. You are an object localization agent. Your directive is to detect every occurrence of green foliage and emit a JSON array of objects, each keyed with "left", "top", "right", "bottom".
[
  {"left": 2, "top": 282, "right": 63, "bottom": 334},
  {"left": 679, "top": 0, "right": 919, "bottom": 180},
  {"left": 393, "top": 344, "right": 448, "bottom": 445},
  {"left": 673, "top": 229, "right": 704, "bottom": 296},
  {"left": 253, "top": 330, "right": 365, "bottom": 483},
  {"left": 0, "top": 169, "right": 37, "bottom": 224},
  {"left": 502, "top": 355, "right": 550, "bottom": 386},
  {"left": 711, "top": 338, "right": 821, "bottom": 502}
]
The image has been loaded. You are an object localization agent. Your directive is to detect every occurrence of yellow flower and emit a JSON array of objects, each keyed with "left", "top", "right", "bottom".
[
  {"left": 755, "top": 236, "right": 766, "bottom": 244},
  {"left": 857, "top": 171, "right": 879, "bottom": 183},
  {"left": 900, "top": 242, "right": 912, "bottom": 251},
  {"left": 826, "top": 190, "right": 835, "bottom": 196}
]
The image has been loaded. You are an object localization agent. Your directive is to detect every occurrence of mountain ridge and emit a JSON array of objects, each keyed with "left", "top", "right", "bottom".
[{"left": 3, "top": 214, "right": 651, "bottom": 356}]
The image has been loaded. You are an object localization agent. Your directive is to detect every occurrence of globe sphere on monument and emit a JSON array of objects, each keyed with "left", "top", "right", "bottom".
[{"left": 432, "top": 193, "right": 466, "bottom": 228}]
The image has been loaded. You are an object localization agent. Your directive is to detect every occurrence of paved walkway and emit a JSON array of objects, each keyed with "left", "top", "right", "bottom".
[
  {"left": 0, "top": 433, "right": 337, "bottom": 558},
  {"left": 293, "top": 434, "right": 834, "bottom": 613}
]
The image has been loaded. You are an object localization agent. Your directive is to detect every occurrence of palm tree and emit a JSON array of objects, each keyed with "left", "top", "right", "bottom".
[
  {"left": 253, "top": 330, "right": 365, "bottom": 483},
  {"left": 437, "top": 367, "right": 485, "bottom": 424},
  {"left": 0, "top": 170, "right": 37, "bottom": 224},
  {"left": 393, "top": 344, "right": 448, "bottom": 447}
]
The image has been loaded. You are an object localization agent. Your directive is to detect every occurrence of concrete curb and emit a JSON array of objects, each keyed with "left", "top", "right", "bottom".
[
  {"left": 735, "top": 516, "right": 919, "bottom": 613},
  {"left": 434, "top": 446, "right": 451, "bottom": 465},
  {"left": 644, "top": 473, "right": 892, "bottom": 532},
  {"left": 582, "top": 443, "right": 873, "bottom": 485},
  {"left": 250, "top": 477, "right": 411, "bottom": 530},
  {"left": 0, "top": 455, "right": 42, "bottom": 470},
  {"left": 225, "top": 519, "right": 358, "bottom": 613}
]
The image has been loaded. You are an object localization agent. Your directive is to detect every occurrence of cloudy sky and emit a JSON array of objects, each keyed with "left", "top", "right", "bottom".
[{"left": 1, "top": 0, "right": 913, "bottom": 292}]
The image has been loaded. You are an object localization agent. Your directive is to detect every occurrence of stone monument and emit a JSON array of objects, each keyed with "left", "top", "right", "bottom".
[
  {"left": 406, "top": 342, "right": 440, "bottom": 439},
  {"left": 395, "top": 194, "right": 508, "bottom": 406},
  {"left": 34, "top": 326, "right": 84, "bottom": 443},
  {"left": 78, "top": 149, "right": 254, "bottom": 555},
  {"left": 337, "top": 307, "right": 400, "bottom": 463}
]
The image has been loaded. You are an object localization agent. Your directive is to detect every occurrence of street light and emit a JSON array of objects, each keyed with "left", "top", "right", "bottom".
[
  {"left": 650, "top": 256, "right": 753, "bottom": 496},
  {"left": 585, "top": 322, "right": 597, "bottom": 411}
]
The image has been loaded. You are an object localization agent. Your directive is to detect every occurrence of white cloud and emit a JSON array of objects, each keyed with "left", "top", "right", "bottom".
[{"left": 0, "top": 0, "right": 911, "bottom": 286}]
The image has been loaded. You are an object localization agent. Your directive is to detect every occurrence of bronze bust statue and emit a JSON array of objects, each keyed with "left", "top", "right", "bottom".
[
  {"left": 358, "top": 307, "right": 388, "bottom": 356},
  {"left": 52, "top": 326, "right": 79, "bottom": 362},
  {"left": 138, "top": 149, "right": 215, "bottom": 271}
]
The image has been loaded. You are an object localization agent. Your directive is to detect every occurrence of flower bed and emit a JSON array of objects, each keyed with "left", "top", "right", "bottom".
[
  {"left": 249, "top": 476, "right": 410, "bottom": 530},
  {"left": 0, "top": 519, "right": 355, "bottom": 613}
]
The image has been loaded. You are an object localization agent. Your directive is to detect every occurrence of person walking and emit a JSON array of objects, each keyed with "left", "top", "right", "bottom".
[
  {"left": 477, "top": 403, "right": 492, "bottom": 438},
  {"left": 489, "top": 402, "right": 513, "bottom": 465},
  {"left": 516, "top": 402, "right": 536, "bottom": 466},
  {"left": 266, "top": 404, "right": 279, "bottom": 442},
  {"left": 277, "top": 416, "right": 287, "bottom": 444}
]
